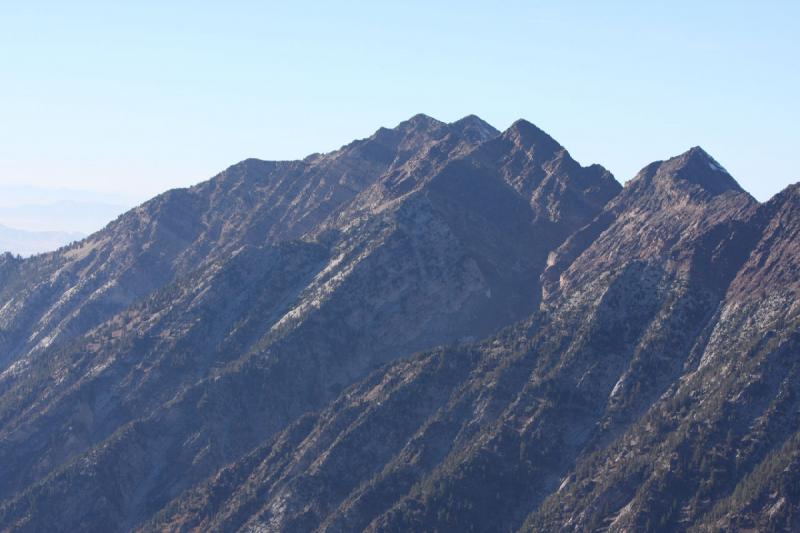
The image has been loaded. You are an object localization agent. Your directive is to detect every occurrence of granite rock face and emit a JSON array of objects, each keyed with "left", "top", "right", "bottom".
[{"left": 0, "top": 116, "right": 798, "bottom": 532}]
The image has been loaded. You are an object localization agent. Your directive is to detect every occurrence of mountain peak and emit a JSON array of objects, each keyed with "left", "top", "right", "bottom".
[
  {"left": 682, "top": 145, "right": 728, "bottom": 171},
  {"left": 503, "top": 119, "right": 564, "bottom": 154},
  {"left": 452, "top": 114, "right": 493, "bottom": 129},
  {"left": 449, "top": 114, "right": 500, "bottom": 143},
  {"left": 765, "top": 180, "right": 800, "bottom": 214},
  {"left": 637, "top": 146, "right": 745, "bottom": 197},
  {"left": 395, "top": 113, "right": 445, "bottom": 133}
]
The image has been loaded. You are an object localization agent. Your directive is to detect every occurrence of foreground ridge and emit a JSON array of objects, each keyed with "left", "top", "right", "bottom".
[{"left": 0, "top": 115, "right": 797, "bottom": 532}]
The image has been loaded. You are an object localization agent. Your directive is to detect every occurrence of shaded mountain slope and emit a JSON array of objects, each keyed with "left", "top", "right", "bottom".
[
  {"left": 135, "top": 149, "right": 800, "bottom": 533},
  {"left": 0, "top": 114, "right": 465, "bottom": 370},
  {"left": 527, "top": 182, "right": 800, "bottom": 532},
  {"left": 2, "top": 116, "right": 797, "bottom": 533},
  {"left": 0, "top": 114, "right": 497, "bottom": 502},
  {"left": 0, "top": 116, "right": 623, "bottom": 532}
]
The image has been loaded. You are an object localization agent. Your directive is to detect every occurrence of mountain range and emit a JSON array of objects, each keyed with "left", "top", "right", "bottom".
[{"left": 0, "top": 114, "right": 797, "bottom": 532}]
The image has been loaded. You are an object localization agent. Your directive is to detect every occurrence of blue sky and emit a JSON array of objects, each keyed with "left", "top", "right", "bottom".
[{"left": 1, "top": 1, "right": 797, "bottom": 203}]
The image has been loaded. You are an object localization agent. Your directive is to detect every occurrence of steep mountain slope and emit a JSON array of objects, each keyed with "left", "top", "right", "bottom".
[
  {"left": 134, "top": 148, "right": 800, "bottom": 533},
  {"left": 528, "top": 182, "right": 800, "bottom": 532},
  {"left": 0, "top": 113, "right": 458, "bottom": 369},
  {"left": 0, "top": 115, "right": 487, "bottom": 494},
  {"left": 0, "top": 116, "right": 623, "bottom": 532},
  {"left": 1, "top": 116, "right": 797, "bottom": 533}
]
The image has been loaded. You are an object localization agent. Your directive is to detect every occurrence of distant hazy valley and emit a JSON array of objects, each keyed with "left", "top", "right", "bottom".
[{"left": 0, "top": 185, "right": 131, "bottom": 255}]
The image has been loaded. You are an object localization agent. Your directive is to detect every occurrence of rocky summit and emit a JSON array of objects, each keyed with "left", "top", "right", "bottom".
[{"left": 0, "top": 115, "right": 797, "bottom": 532}]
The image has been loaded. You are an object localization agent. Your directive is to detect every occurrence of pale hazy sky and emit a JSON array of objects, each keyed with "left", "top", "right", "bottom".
[{"left": 1, "top": 1, "right": 798, "bottom": 203}]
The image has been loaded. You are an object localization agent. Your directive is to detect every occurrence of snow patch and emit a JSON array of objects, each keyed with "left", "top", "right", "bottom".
[{"left": 708, "top": 160, "right": 728, "bottom": 174}]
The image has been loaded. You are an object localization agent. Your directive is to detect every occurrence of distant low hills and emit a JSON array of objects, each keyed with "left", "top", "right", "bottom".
[
  {"left": 0, "top": 223, "right": 84, "bottom": 256},
  {"left": 0, "top": 185, "right": 131, "bottom": 254}
]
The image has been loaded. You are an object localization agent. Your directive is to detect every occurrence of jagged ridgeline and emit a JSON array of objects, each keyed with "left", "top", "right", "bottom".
[{"left": 0, "top": 115, "right": 797, "bottom": 532}]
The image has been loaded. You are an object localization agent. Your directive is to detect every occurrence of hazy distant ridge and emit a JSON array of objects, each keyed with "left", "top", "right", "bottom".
[{"left": 0, "top": 223, "right": 85, "bottom": 256}]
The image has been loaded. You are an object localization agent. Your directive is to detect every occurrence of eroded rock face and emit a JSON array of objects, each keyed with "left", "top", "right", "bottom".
[{"left": 0, "top": 116, "right": 797, "bottom": 532}]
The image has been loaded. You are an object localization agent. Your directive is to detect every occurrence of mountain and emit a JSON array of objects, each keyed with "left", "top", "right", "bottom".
[
  {"left": 0, "top": 223, "right": 85, "bottom": 257},
  {"left": 0, "top": 115, "right": 798, "bottom": 532}
]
